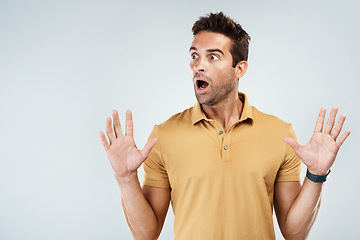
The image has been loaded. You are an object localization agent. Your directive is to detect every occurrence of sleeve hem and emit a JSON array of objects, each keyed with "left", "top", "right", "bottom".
[
  {"left": 275, "top": 174, "right": 301, "bottom": 182},
  {"left": 142, "top": 176, "right": 170, "bottom": 188}
]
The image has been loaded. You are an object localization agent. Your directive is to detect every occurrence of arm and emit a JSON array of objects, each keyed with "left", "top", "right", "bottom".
[
  {"left": 99, "top": 110, "right": 170, "bottom": 240},
  {"left": 274, "top": 180, "right": 322, "bottom": 239},
  {"left": 275, "top": 106, "right": 351, "bottom": 240},
  {"left": 119, "top": 176, "right": 170, "bottom": 239}
]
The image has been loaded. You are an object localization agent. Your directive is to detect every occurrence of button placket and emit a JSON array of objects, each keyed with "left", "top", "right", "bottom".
[
  {"left": 216, "top": 126, "right": 225, "bottom": 146},
  {"left": 222, "top": 130, "right": 231, "bottom": 162}
]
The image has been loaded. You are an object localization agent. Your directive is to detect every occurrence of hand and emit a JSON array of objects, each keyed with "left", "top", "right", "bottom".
[
  {"left": 99, "top": 110, "right": 158, "bottom": 179},
  {"left": 284, "top": 106, "right": 351, "bottom": 176}
]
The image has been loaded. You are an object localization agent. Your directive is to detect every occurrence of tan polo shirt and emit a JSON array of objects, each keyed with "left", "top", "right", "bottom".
[{"left": 143, "top": 92, "right": 301, "bottom": 240}]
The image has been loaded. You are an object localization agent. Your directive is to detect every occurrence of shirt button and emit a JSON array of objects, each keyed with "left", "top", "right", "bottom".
[
  {"left": 219, "top": 130, "right": 223, "bottom": 135},
  {"left": 224, "top": 145, "right": 228, "bottom": 150}
]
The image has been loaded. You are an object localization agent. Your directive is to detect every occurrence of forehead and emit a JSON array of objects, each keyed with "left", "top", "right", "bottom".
[{"left": 190, "top": 31, "right": 232, "bottom": 53}]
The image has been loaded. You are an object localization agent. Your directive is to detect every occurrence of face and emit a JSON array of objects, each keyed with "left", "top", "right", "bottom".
[{"left": 190, "top": 31, "right": 239, "bottom": 106}]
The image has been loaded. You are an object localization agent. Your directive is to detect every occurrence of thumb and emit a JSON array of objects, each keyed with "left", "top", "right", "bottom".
[
  {"left": 140, "top": 137, "right": 158, "bottom": 160},
  {"left": 283, "top": 137, "right": 302, "bottom": 152}
]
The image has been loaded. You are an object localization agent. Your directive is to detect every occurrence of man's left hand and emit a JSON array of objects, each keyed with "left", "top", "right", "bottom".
[{"left": 284, "top": 106, "right": 351, "bottom": 176}]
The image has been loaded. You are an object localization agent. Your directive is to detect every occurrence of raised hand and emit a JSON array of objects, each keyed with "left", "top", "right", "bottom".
[
  {"left": 284, "top": 106, "right": 351, "bottom": 176},
  {"left": 99, "top": 110, "right": 158, "bottom": 179}
]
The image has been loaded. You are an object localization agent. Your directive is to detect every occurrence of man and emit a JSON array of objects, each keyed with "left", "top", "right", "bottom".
[{"left": 99, "top": 12, "right": 351, "bottom": 240}]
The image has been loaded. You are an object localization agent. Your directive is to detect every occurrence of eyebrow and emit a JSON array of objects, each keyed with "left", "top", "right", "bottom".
[
  {"left": 207, "top": 48, "right": 224, "bottom": 55},
  {"left": 189, "top": 47, "right": 224, "bottom": 55}
]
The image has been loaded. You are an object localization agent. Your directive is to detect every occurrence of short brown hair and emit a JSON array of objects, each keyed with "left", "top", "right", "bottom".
[{"left": 192, "top": 12, "right": 250, "bottom": 67}]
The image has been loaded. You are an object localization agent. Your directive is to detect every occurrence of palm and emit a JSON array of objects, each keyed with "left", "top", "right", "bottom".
[
  {"left": 99, "top": 110, "right": 157, "bottom": 178},
  {"left": 284, "top": 107, "right": 351, "bottom": 175},
  {"left": 107, "top": 136, "right": 143, "bottom": 176},
  {"left": 295, "top": 133, "right": 338, "bottom": 174}
]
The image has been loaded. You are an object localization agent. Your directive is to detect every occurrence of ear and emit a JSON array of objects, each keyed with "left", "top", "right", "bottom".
[{"left": 234, "top": 61, "right": 248, "bottom": 79}]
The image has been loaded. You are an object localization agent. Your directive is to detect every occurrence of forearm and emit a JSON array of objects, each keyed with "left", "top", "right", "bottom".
[
  {"left": 282, "top": 177, "right": 323, "bottom": 239},
  {"left": 116, "top": 172, "right": 159, "bottom": 240}
]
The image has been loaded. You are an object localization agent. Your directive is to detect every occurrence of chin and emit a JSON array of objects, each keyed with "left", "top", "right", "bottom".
[{"left": 195, "top": 94, "right": 215, "bottom": 106}]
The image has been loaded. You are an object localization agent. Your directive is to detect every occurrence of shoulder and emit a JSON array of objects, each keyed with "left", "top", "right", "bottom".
[
  {"left": 251, "top": 106, "right": 293, "bottom": 134},
  {"left": 252, "top": 106, "right": 289, "bottom": 125},
  {"left": 151, "top": 106, "right": 194, "bottom": 136}
]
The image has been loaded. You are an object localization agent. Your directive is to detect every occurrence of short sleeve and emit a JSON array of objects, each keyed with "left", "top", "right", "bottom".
[
  {"left": 142, "top": 125, "right": 170, "bottom": 188},
  {"left": 275, "top": 124, "right": 302, "bottom": 182}
]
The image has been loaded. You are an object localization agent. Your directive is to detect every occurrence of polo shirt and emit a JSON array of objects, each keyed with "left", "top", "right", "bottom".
[{"left": 143, "top": 92, "right": 301, "bottom": 240}]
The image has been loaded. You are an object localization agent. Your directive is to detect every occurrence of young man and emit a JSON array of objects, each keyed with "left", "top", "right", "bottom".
[{"left": 99, "top": 12, "right": 351, "bottom": 240}]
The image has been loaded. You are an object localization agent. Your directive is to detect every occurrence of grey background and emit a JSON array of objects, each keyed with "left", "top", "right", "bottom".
[{"left": 1, "top": 0, "right": 359, "bottom": 239}]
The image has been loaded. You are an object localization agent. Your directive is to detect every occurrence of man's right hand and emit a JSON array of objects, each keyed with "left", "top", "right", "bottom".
[{"left": 99, "top": 110, "right": 158, "bottom": 180}]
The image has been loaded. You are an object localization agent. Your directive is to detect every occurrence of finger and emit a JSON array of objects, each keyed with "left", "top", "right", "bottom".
[
  {"left": 105, "top": 117, "right": 116, "bottom": 144},
  {"left": 283, "top": 137, "right": 302, "bottom": 152},
  {"left": 140, "top": 138, "right": 158, "bottom": 160},
  {"left": 125, "top": 110, "right": 134, "bottom": 137},
  {"left": 99, "top": 131, "right": 110, "bottom": 151},
  {"left": 336, "top": 129, "right": 351, "bottom": 148},
  {"left": 314, "top": 107, "right": 326, "bottom": 133},
  {"left": 111, "top": 110, "right": 123, "bottom": 138},
  {"left": 331, "top": 114, "right": 346, "bottom": 139},
  {"left": 324, "top": 106, "right": 338, "bottom": 134}
]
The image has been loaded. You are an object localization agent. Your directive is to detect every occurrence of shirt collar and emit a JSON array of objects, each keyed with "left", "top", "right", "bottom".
[{"left": 191, "top": 92, "right": 254, "bottom": 125}]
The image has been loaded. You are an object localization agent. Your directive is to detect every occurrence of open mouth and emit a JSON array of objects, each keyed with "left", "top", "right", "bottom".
[{"left": 196, "top": 80, "right": 209, "bottom": 89}]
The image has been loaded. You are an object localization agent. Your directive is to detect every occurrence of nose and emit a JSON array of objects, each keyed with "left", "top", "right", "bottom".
[{"left": 193, "top": 57, "right": 206, "bottom": 72}]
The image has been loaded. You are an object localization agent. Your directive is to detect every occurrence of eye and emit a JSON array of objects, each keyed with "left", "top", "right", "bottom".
[
  {"left": 210, "top": 54, "right": 219, "bottom": 60},
  {"left": 191, "top": 53, "right": 198, "bottom": 59}
]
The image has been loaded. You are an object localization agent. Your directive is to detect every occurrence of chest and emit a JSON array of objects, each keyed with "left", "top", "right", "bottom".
[{"left": 161, "top": 123, "right": 286, "bottom": 191}]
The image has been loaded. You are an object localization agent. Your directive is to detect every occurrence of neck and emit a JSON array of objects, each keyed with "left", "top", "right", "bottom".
[{"left": 201, "top": 91, "right": 243, "bottom": 132}]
